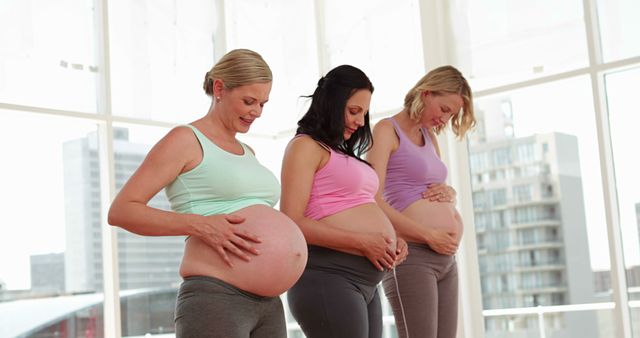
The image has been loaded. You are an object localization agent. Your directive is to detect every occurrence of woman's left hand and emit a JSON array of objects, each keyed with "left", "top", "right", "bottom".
[
  {"left": 422, "top": 183, "right": 456, "bottom": 203},
  {"left": 393, "top": 237, "right": 409, "bottom": 266}
]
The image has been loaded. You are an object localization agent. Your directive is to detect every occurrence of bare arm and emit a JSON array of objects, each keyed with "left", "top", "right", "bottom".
[
  {"left": 367, "top": 120, "right": 458, "bottom": 255},
  {"left": 108, "top": 126, "right": 260, "bottom": 266},
  {"left": 280, "top": 136, "right": 395, "bottom": 271}
]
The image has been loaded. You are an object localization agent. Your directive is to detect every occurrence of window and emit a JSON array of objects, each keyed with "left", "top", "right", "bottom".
[{"left": 604, "top": 66, "right": 640, "bottom": 334}]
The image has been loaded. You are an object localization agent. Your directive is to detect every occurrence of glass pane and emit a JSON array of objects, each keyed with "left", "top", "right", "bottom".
[
  {"left": 468, "top": 76, "right": 612, "bottom": 337},
  {"left": 0, "top": 0, "right": 98, "bottom": 112},
  {"left": 605, "top": 66, "right": 640, "bottom": 335},
  {"left": 544, "top": 308, "right": 616, "bottom": 338},
  {"left": 597, "top": 0, "right": 640, "bottom": 62},
  {"left": 108, "top": 0, "right": 218, "bottom": 123},
  {"left": 225, "top": 0, "right": 319, "bottom": 136},
  {"left": 483, "top": 314, "right": 541, "bottom": 337},
  {"left": 453, "top": 0, "right": 589, "bottom": 91},
  {"left": 0, "top": 110, "right": 103, "bottom": 337},
  {"left": 322, "top": 0, "right": 424, "bottom": 113},
  {"left": 109, "top": 124, "right": 179, "bottom": 337}
]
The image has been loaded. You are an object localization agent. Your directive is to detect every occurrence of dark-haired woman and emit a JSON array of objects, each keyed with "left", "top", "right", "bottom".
[{"left": 280, "top": 65, "right": 408, "bottom": 338}]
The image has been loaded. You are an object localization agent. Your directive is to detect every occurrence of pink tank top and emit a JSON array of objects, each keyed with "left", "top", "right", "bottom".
[
  {"left": 304, "top": 141, "right": 379, "bottom": 220},
  {"left": 383, "top": 118, "right": 448, "bottom": 211}
]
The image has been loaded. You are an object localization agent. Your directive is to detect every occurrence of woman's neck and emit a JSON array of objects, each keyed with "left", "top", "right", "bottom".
[
  {"left": 394, "top": 110, "right": 423, "bottom": 136},
  {"left": 198, "top": 108, "right": 237, "bottom": 143}
]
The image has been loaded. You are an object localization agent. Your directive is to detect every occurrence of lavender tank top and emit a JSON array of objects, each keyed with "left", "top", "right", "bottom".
[{"left": 383, "top": 118, "right": 448, "bottom": 211}]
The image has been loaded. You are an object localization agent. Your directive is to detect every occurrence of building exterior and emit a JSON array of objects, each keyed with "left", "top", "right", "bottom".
[
  {"left": 30, "top": 253, "right": 65, "bottom": 293},
  {"left": 469, "top": 122, "right": 598, "bottom": 336},
  {"left": 62, "top": 128, "right": 183, "bottom": 293}
]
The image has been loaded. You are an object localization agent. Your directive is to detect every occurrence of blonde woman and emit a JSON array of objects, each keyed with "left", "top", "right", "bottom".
[
  {"left": 367, "top": 66, "right": 475, "bottom": 338},
  {"left": 108, "top": 49, "right": 307, "bottom": 338}
]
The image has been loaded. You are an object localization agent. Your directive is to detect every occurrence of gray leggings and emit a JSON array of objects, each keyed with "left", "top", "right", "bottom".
[
  {"left": 174, "top": 276, "right": 286, "bottom": 338},
  {"left": 382, "top": 242, "right": 458, "bottom": 338},
  {"left": 287, "top": 245, "right": 385, "bottom": 338}
]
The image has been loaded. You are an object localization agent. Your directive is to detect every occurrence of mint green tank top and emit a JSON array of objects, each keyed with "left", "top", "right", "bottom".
[{"left": 165, "top": 125, "right": 280, "bottom": 216}]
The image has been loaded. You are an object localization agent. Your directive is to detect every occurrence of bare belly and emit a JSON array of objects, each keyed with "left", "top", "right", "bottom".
[
  {"left": 402, "top": 199, "right": 463, "bottom": 242},
  {"left": 320, "top": 202, "right": 397, "bottom": 256},
  {"left": 179, "top": 204, "right": 307, "bottom": 297}
]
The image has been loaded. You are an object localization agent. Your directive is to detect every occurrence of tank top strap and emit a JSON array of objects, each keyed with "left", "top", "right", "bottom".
[
  {"left": 182, "top": 124, "right": 210, "bottom": 151},
  {"left": 294, "top": 133, "right": 332, "bottom": 152},
  {"left": 388, "top": 117, "right": 406, "bottom": 142},
  {"left": 420, "top": 127, "right": 433, "bottom": 147}
]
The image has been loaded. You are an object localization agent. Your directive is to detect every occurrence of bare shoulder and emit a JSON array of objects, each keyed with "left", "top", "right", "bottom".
[
  {"left": 284, "top": 135, "right": 329, "bottom": 168},
  {"left": 286, "top": 134, "right": 328, "bottom": 155},
  {"left": 373, "top": 118, "right": 394, "bottom": 133},
  {"left": 372, "top": 119, "right": 399, "bottom": 150},
  {"left": 150, "top": 125, "right": 201, "bottom": 160}
]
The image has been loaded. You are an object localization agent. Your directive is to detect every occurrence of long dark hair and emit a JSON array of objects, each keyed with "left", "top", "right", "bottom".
[{"left": 296, "top": 65, "right": 374, "bottom": 160}]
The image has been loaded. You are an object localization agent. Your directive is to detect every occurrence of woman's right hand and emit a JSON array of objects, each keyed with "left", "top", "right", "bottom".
[
  {"left": 424, "top": 228, "right": 458, "bottom": 256},
  {"left": 191, "top": 214, "right": 262, "bottom": 267},
  {"left": 358, "top": 232, "right": 396, "bottom": 271}
]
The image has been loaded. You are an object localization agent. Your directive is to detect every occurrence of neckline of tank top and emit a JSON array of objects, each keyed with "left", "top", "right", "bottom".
[
  {"left": 391, "top": 117, "right": 430, "bottom": 149},
  {"left": 187, "top": 124, "right": 248, "bottom": 158}
]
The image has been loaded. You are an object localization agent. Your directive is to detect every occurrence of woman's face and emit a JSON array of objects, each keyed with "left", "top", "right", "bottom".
[
  {"left": 218, "top": 81, "right": 272, "bottom": 133},
  {"left": 419, "top": 91, "right": 463, "bottom": 129},
  {"left": 343, "top": 89, "right": 372, "bottom": 140}
]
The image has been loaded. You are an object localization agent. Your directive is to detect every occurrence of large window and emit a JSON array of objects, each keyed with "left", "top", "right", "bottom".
[
  {"left": 321, "top": 0, "right": 424, "bottom": 114},
  {"left": 461, "top": 0, "right": 589, "bottom": 91},
  {"left": 1, "top": 0, "right": 638, "bottom": 337},
  {"left": 0, "top": 0, "right": 98, "bottom": 112},
  {"left": 0, "top": 110, "right": 104, "bottom": 337},
  {"left": 452, "top": 0, "right": 639, "bottom": 337},
  {"left": 605, "top": 66, "right": 640, "bottom": 337},
  {"left": 467, "top": 77, "right": 613, "bottom": 337},
  {"left": 108, "top": 1, "right": 218, "bottom": 123}
]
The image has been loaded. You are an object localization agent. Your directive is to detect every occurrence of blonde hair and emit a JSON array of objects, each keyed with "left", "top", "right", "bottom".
[
  {"left": 203, "top": 49, "right": 272, "bottom": 96},
  {"left": 404, "top": 65, "right": 475, "bottom": 138}
]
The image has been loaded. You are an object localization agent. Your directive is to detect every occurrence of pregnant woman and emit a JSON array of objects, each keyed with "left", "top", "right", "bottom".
[
  {"left": 367, "top": 65, "right": 476, "bottom": 338},
  {"left": 281, "top": 65, "right": 407, "bottom": 338},
  {"left": 108, "top": 49, "right": 307, "bottom": 338}
]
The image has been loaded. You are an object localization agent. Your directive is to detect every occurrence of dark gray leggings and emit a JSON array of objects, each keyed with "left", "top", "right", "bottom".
[
  {"left": 382, "top": 242, "right": 458, "bottom": 338},
  {"left": 287, "top": 245, "right": 385, "bottom": 338},
  {"left": 175, "top": 275, "right": 286, "bottom": 338}
]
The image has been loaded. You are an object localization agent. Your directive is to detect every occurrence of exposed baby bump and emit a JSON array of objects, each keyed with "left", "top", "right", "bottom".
[
  {"left": 321, "top": 203, "right": 397, "bottom": 251},
  {"left": 403, "top": 199, "right": 462, "bottom": 234},
  {"left": 180, "top": 204, "right": 307, "bottom": 297}
]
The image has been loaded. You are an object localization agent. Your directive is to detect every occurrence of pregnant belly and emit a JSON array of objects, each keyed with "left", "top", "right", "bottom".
[
  {"left": 321, "top": 203, "right": 397, "bottom": 256},
  {"left": 402, "top": 199, "right": 463, "bottom": 238},
  {"left": 179, "top": 204, "right": 308, "bottom": 297}
]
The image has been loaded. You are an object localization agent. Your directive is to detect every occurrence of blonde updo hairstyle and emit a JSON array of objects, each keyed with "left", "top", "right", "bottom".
[
  {"left": 404, "top": 65, "right": 475, "bottom": 139},
  {"left": 203, "top": 49, "right": 272, "bottom": 96}
]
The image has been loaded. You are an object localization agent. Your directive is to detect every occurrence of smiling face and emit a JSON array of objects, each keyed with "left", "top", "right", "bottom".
[
  {"left": 419, "top": 91, "right": 463, "bottom": 129},
  {"left": 343, "top": 89, "right": 372, "bottom": 140},
  {"left": 217, "top": 81, "right": 272, "bottom": 133}
]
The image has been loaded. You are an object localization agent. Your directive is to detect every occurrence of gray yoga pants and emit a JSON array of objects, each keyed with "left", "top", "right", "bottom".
[
  {"left": 382, "top": 242, "right": 458, "bottom": 338},
  {"left": 174, "top": 275, "right": 286, "bottom": 338},
  {"left": 287, "top": 245, "right": 385, "bottom": 338}
]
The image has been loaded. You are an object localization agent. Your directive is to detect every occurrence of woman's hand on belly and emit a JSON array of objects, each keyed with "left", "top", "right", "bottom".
[
  {"left": 181, "top": 205, "right": 308, "bottom": 297},
  {"left": 356, "top": 231, "right": 397, "bottom": 271},
  {"left": 424, "top": 227, "right": 458, "bottom": 256},
  {"left": 321, "top": 203, "right": 398, "bottom": 271},
  {"left": 394, "top": 237, "right": 409, "bottom": 266},
  {"left": 190, "top": 213, "right": 262, "bottom": 267},
  {"left": 422, "top": 183, "right": 457, "bottom": 203}
]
